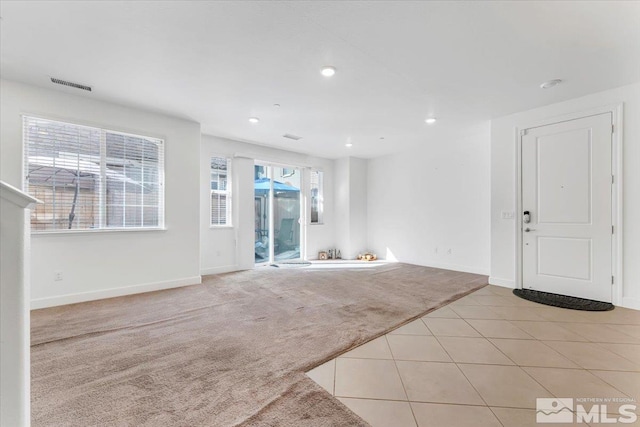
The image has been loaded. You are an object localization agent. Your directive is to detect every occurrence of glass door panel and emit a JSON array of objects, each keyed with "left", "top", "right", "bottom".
[
  {"left": 272, "top": 166, "right": 301, "bottom": 261},
  {"left": 254, "top": 163, "right": 301, "bottom": 265},
  {"left": 254, "top": 164, "right": 270, "bottom": 264}
]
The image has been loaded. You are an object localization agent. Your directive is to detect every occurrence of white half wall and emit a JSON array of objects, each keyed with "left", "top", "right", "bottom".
[
  {"left": 0, "top": 182, "right": 39, "bottom": 426},
  {"left": 367, "top": 124, "right": 491, "bottom": 274},
  {"left": 0, "top": 80, "right": 202, "bottom": 308},
  {"left": 200, "top": 134, "right": 335, "bottom": 273},
  {"left": 491, "top": 82, "right": 640, "bottom": 308}
]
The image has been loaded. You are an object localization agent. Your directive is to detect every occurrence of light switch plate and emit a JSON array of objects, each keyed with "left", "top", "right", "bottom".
[{"left": 501, "top": 211, "right": 515, "bottom": 219}]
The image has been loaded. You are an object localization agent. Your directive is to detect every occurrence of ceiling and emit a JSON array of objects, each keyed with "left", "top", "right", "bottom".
[{"left": 1, "top": 1, "right": 639, "bottom": 159}]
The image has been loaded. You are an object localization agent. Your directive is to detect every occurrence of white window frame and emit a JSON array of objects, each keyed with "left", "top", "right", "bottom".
[
  {"left": 23, "top": 115, "right": 165, "bottom": 233},
  {"left": 210, "top": 156, "right": 232, "bottom": 227}
]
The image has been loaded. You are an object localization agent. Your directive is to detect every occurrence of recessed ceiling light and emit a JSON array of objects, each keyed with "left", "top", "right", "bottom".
[
  {"left": 345, "top": 143, "right": 353, "bottom": 148},
  {"left": 380, "top": 137, "right": 385, "bottom": 140},
  {"left": 273, "top": 104, "right": 281, "bottom": 108},
  {"left": 321, "top": 66, "right": 336, "bottom": 77},
  {"left": 248, "top": 117, "right": 260, "bottom": 124},
  {"left": 425, "top": 117, "right": 437, "bottom": 124},
  {"left": 540, "top": 79, "right": 562, "bottom": 89}
]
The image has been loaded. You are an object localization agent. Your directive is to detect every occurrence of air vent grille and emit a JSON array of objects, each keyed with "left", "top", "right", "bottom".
[
  {"left": 283, "top": 134, "right": 302, "bottom": 141},
  {"left": 50, "top": 77, "right": 92, "bottom": 92}
]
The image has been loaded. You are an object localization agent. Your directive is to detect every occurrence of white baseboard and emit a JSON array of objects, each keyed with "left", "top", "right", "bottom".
[
  {"left": 621, "top": 296, "right": 640, "bottom": 311},
  {"left": 488, "top": 277, "right": 516, "bottom": 289},
  {"left": 31, "top": 276, "right": 202, "bottom": 310},
  {"left": 200, "top": 265, "right": 239, "bottom": 276}
]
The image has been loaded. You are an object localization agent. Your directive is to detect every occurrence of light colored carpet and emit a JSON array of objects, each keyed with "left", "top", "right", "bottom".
[{"left": 31, "top": 263, "right": 487, "bottom": 426}]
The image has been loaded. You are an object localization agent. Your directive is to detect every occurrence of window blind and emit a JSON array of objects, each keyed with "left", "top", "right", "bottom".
[
  {"left": 210, "top": 156, "right": 232, "bottom": 226},
  {"left": 104, "top": 131, "right": 164, "bottom": 228},
  {"left": 23, "top": 116, "right": 164, "bottom": 231}
]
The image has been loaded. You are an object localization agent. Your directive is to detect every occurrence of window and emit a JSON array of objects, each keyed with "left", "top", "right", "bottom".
[
  {"left": 310, "top": 169, "right": 324, "bottom": 224},
  {"left": 24, "top": 116, "right": 164, "bottom": 232},
  {"left": 210, "top": 156, "right": 232, "bottom": 226}
]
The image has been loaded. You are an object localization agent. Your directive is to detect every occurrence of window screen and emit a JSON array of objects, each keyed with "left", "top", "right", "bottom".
[
  {"left": 24, "top": 116, "right": 164, "bottom": 231},
  {"left": 310, "top": 169, "right": 324, "bottom": 224}
]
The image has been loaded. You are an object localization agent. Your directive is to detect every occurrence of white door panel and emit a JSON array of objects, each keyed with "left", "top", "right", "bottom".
[
  {"left": 537, "top": 237, "right": 591, "bottom": 280},
  {"left": 537, "top": 129, "right": 592, "bottom": 224},
  {"left": 522, "top": 113, "right": 612, "bottom": 302}
]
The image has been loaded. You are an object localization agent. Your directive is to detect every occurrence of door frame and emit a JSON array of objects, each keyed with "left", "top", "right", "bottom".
[
  {"left": 514, "top": 104, "right": 623, "bottom": 305},
  {"left": 254, "top": 160, "right": 307, "bottom": 264}
]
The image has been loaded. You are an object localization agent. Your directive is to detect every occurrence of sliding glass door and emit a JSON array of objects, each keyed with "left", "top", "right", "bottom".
[{"left": 254, "top": 163, "right": 301, "bottom": 264}]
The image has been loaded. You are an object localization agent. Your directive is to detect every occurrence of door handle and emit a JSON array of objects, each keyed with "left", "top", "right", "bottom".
[{"left": 524, "top": 228, "right": 536, "bottom": 232}]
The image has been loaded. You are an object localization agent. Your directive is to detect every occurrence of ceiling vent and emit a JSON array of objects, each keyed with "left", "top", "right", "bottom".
[
  {"left": 50, "top": 77, "right": 92, "bottom": 92},
  {"left": 283, "top": 134, "right": 302, "bottom": 141}
]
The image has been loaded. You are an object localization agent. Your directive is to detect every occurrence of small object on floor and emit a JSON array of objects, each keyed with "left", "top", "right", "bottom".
[
  {"left": 357, "top": 252, "right": 377, "bottom": 261},
  {"left": 513, "top": 289, "right": 614, "bottom": 311}
]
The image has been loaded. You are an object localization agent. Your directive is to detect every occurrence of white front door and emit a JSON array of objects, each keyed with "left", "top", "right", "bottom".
[{"left": 521, "top": 113, "right": 613, "bottom": 302}]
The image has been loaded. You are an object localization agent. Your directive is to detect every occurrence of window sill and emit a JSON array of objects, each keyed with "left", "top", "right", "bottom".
[
  {"left": 210, "top": 225, "right": 234, "bottom": 230},
  {"left": 309, "top": 222, "right": 325, "bottom": 226},
  {"left": 32, "top": 227, "right": 167, "bottom": 235}
]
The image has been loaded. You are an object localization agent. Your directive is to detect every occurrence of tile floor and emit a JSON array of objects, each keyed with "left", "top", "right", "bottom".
[{"left": 306, "top": 285, "right": 640, "bottom": 427}]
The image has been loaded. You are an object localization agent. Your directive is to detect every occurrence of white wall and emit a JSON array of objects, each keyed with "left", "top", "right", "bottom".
[
  {"left": 334, "top": 158, "right": 350, "bottom": 258},
  {"left": 368, "top": 124, "right": 491, "bottom": 274},
  {"left": 349, "top": 158, "right": 368, "bottom": 259},
  {"left": 235, "top": 157, "right": 256, "bottom": 271},
  {"left": 0, "top": 80, "right": 202, "bottom": 308},
  {"left": 490, "top": 82, "right": 640, "bottom": 308},
  {"left": 334, "top": 157, "right": 368, "bottom": 259},
  {"left": 200, "top": 134, "right": 335, "bottom": 273}
]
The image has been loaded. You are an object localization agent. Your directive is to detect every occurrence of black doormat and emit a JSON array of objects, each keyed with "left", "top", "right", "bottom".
[{"left": 513, "top": 289, "right": 614, "bottom": 311}]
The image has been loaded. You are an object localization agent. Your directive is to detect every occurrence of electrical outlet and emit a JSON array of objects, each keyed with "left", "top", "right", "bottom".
[
  {"left": 447, "top": 249, "right": 452, "bottom": 255},
  {"left": 434, "top": 247, "right": 438, "bottom": 254},
  {"left": 501, "top": 211, "right": 515, "bottom": 219},
  {"left": 54, "top": 271, "right": 63, "bottom": 281}
]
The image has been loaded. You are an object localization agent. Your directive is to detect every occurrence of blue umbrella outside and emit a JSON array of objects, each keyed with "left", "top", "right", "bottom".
[{"left": 253, "top": 178, "right": 299, "bottom": 195}]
